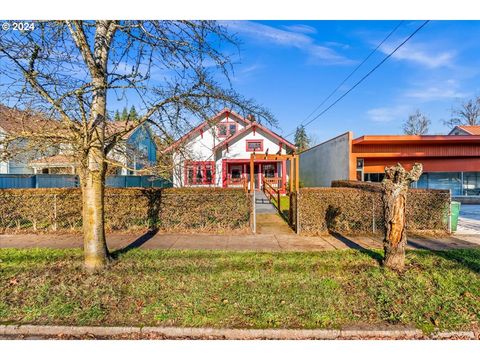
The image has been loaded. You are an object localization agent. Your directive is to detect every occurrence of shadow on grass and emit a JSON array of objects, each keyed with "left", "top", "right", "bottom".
[
  {"left": 409, "top": 235, "right": 480, "bottom": 274},
  {"left": 328, "top": 231, "right": 383, "bottom": 264},
  {"left": 111, "top": 230, "right": 159, "bottom": 258}
]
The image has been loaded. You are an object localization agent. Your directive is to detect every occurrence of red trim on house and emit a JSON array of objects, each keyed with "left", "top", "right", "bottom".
[
  {"left": 217, "top": 116, "right": 238, "bottom": 138},
  {"left": 222, "top": 159, "right": 286, "bottom": 191},
  {"left": 246, "top": 139, "right": 264, "bottom": 152},
  {"left": 222, "top": 159, "right": 227, "bottom": 188},
  {"left": 184, "top": 160, "right": 215, "bottom": 186},
  {"left": 162, "top": 108, "right": 251, "bottom": 153},
  {"left": 213, "top": 122, "right": 296, "bottom": 152}
]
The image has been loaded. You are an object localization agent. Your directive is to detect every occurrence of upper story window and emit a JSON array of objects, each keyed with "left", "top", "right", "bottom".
[
  {"left": 246, "top": 139, "right": 263, "bottom": 152},
  {"left": 217, "top": 120, "right": 237, "bottom": 138}
]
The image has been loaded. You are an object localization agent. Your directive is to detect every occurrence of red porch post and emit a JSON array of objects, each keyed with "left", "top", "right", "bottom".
[
  {"left": 222, "top": 159, "right": 227, "bottom": 188},
  {"left": 282, "top": 159, "right": 287, "bottom": 192}
]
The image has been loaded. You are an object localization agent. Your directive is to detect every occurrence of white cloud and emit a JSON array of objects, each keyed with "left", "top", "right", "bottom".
[
  {"left": 282, "top": 24, "right": 317, "bottom": 34},
  {"left": 221, "top": 21, "right": 354, "bottom": 65},
  {"left": 379, "top": 41, "right": 455, "bottom": 69},
  {"left": 367, "top": 105, "right": 410, "bottom": 123},
  {"left": 404, "top": 79, "right": 469, "bottom": 101}
]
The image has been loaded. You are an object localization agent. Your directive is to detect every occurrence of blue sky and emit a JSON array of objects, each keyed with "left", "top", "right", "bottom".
[
  {"left": 216, "top": 20, "right": 480, "bottom": 144},
  {"left": 2, "top": 20, "right": 480, "bottom": 145}
]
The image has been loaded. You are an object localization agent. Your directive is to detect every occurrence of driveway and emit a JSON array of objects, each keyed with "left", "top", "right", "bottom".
[{"left": 456, "top": 204, "right": 480, "bottom": 235}]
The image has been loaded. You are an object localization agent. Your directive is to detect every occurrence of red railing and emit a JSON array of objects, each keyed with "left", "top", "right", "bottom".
[{"left": 225, "top": 177, "right": 248, "bottom": 192}]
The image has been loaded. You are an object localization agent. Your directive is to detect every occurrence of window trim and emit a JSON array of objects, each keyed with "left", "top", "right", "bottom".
[
  {"left": 184, "top": 161, "right": 215, "bottom": 185},
  {"left": 217, "top": 120, "right": 238, "bottom": 138},
  {"left": 245, "top": 139, "right": 264, "bottom": 152}
]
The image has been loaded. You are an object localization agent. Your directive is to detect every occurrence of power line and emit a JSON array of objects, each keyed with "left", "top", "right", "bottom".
[
  {"left": 287, "top": 20, "right": 430, "bottom": 139},
  {"left": 294, "top": 21, "right": 404, "bottom": 134}
]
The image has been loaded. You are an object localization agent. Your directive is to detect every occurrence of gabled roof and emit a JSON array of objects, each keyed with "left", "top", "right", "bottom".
[
  {"left": 0, "top": 104, "right": 146, "bottom": 141},
  {"left": 213, "top": 122, "right": 296, "bottom": 151},
  {"left": 0, "top": 104, "right": 65, "bottom": 135},
  {"left": 449, "top": 125, "right": 480, "bottom": 135},
  {"left": 162, "top": 108, "right": 252, "bottom": 153}
]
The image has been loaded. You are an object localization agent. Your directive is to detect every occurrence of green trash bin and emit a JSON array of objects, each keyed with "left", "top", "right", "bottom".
[{"left": 450, "top": 201, "right": 461, "bottom": 232}]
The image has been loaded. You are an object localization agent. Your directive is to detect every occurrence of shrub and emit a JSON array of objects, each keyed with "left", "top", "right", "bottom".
[
  {"left": 0, "top": 188, "right": 251, "bottom": 233},
  {"left": 298, "top": 184, "right": 449, "bottom": 235}
]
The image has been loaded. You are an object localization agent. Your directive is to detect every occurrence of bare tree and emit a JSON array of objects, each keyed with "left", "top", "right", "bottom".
[
  {"left": 382, "top": 163, "right": 423, "bottom": 271},
  {"left": 444, "top": 97, "right": 480, "bottom": 128},
  {"left": 402, "top": 109, "right": 430, "bottom": 135},
  {"left": 0, "top": 21, "right": 274, "bottom": 271}
]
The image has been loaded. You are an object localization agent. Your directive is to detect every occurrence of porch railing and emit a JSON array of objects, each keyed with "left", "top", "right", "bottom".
[
  {"left": 263, "top": 177, "right": 282, "bottom": 190},
  {"left": 225, "top": 177, "right": 248, "bottom": 192},
  {"left": 263, "top": 178, "right": 282, "bottom": 214}
]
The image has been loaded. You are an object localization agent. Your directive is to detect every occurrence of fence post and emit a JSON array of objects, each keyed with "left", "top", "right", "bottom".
[
  {"left": 53, "top": 194, "right": 58, "bottom": 231},
  {"left": 372, "top": 193, "right": 376, "bottom": 233},
  {"left": 251, "top": 191, "right": 256, "bottom": 234},
  {"left": 447, "top": 189, "right": 452, "bottom": 234},
  {"left": 277, "top": 190, "right": 281, "bottom": 215},
  {"left": 295, "top": 191, "right": 300, "bottom": 235}
]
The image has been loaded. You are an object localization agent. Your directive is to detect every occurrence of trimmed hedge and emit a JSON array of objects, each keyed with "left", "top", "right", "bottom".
[
  {"left": 0, "top": 188, "right": 251, "bottom": 233},
  {"left": 298, "top": 183, "right": 450, "bottom": 235}
]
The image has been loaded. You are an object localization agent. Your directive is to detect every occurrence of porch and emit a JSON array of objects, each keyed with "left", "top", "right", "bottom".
[{"left": 222, "top": 159, "right": 287, "bottom": 193}]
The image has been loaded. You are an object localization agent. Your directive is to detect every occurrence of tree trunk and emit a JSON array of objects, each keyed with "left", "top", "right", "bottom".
[
  {"left": 382, "top": 163, "right": 423, "bottom": 271},
  {"left": 80, "top": 147, "right": 110, "bottom": 272},
  {"left": 383, "top": 181, "right": 408, "bottom": 270}
]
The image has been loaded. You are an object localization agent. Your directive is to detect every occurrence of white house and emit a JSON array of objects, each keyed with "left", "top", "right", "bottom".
[
  {"left": 165, "top": 108, "right": 296, "bottom": 192},
  {"left": 0, "top": 104, "right": 157, "bottom": 175}
]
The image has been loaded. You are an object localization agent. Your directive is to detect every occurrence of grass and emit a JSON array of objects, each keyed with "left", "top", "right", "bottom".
[
  {"left": 0, "top": 248, "right": 479, "bottom": 332},
  {"left": 271, "top": 195, "right": 290, "bottom": 218}
]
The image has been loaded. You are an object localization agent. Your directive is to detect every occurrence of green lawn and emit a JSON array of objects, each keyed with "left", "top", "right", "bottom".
[
  {"left": 271, "top": 195, "right": 290, "bottom": 218},
  {"left": 0, "top": 248, "right": 479, "bottom": 332}
]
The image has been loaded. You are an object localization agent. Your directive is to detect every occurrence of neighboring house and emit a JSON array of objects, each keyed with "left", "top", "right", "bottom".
[
  {"left": 0, "top": 105, "right": 157, "bottom": 175},
  {"left": 449, "top": 125, "right": 480, "bottom": 136},
  {"left": 299, "top": 129, "right": 480, "bottom": 200},
  {"left": 165, "top": 108, "right": 296, "bottom": 192}
]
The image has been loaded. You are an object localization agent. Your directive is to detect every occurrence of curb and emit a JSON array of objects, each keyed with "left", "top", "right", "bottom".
[{"left": 0, "top": 325, "right": 476, "bottom": 339}]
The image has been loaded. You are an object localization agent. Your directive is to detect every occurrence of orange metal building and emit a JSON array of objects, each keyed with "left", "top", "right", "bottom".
[
  {"left": 299, "top": 126, "right": 480, "bottom": 199},
  {"left": 351, "top": 133, "right": 480, "bottom": 197}
]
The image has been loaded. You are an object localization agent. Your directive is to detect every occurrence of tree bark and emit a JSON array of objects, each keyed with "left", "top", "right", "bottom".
[
  {"left": 80, "top": 148, "right": 109, "bottom": 272},
  {"left": 382, "top": 163, "right": 423, "bottom": 271}
]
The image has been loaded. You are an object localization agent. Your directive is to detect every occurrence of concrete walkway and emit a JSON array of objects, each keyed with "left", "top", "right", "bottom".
[
  {"left": 1, "top": 231, "right": 479, "bottom": 251},
  {"left": 457, "top": 204, "right": 480, "bottom": 235},
  {"left": 254, "top": 190, "right": 277, "bottom": 214}
]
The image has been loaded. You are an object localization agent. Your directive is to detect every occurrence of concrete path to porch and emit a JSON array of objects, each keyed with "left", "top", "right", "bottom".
[{"left": 1, "top": 232, "right": 479, "bottom": 252}]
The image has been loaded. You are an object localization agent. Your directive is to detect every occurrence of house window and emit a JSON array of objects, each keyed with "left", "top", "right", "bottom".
[
  {"left": 217, "top": 121, "right": 237, "bottom": 138},
  {"left": 185, "top": 161, "right": 215, "bottom": 185},
  {"left": 230, "top": 165, "right": 242, "bottom": 179},
  {"left": 246, "top": 140, "right": 263, "bottom": 152}
]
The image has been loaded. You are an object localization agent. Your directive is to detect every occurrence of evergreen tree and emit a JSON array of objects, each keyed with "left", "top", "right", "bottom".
[
  {"left": 294, "top": 125, "right": 310, "bottom": 152},
  {"left": 121, "top": 107, "right": 128, "bottom": 120},
  {"left": 128, "top": 105, "right": 139, "bottom": 120},
  {"left": 114, "top": 110, "right": 121, "bottom": 121}
]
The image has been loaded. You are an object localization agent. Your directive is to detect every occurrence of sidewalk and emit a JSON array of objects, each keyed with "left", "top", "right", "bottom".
[{"left": 1, "top": 231, "right": 479, "bottom": 251}]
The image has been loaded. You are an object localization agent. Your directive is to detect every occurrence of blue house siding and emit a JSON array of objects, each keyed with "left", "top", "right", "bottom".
[
  {"left": 126, "top": 126, "right": 157, "bottom": 171},
  {"left": 0, "top": 174, "right": 171, "bottom": 189}
]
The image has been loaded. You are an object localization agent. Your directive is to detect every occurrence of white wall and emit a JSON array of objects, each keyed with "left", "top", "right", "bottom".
[
  {"left": 172, "top": 112, "right": 288, "bottom": 187},
  {"left": 299, "top": 132, "right": 352, "bottom": 187}
]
